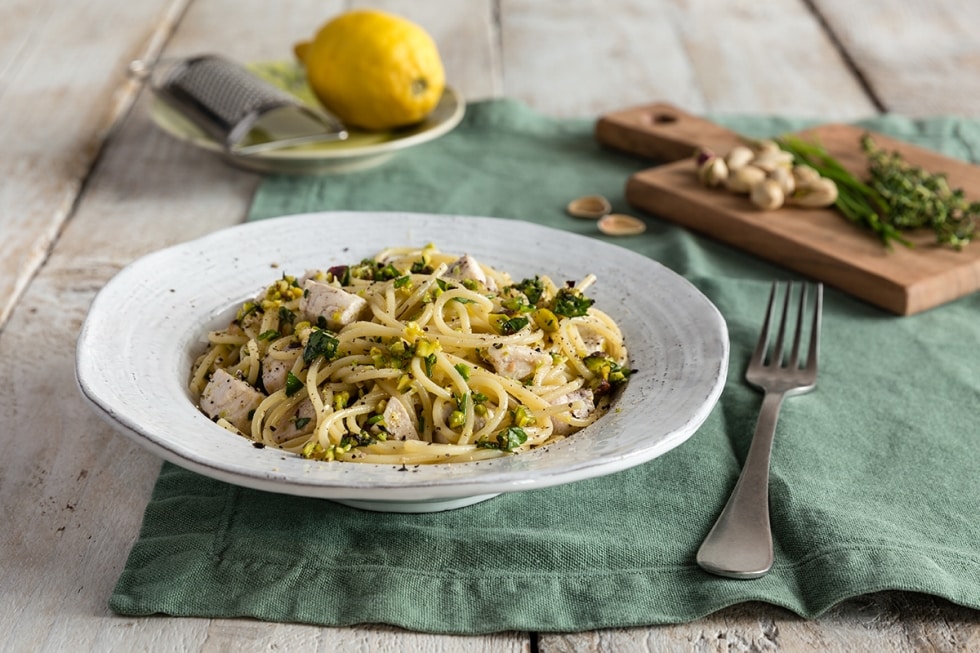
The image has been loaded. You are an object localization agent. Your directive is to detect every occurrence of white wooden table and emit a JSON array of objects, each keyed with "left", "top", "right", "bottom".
[{"left": 3, "top": 1, "right": 979, "bottom": 650}]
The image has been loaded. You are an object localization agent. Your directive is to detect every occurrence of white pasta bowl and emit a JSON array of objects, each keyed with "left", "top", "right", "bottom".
[{"left": 76, "top": 211, "right": 728, "bottom": 512}]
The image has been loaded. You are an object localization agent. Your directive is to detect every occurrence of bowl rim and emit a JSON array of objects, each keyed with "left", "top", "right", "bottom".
[{"left": 76, "top": 211, "right": 729, "bottom": 502}]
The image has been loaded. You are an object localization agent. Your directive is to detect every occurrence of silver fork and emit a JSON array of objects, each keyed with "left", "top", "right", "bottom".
[{"left": 697, "top": 281, "right": 823, "bottom": 579}]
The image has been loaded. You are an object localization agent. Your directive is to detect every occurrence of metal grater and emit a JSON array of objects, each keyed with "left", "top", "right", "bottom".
[{"left": 140, "top": 54, "right": 347, "bottom": 154}]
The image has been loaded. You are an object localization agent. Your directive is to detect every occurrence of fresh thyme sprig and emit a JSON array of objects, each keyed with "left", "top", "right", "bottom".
[
  {"left": 861, "top": 135, "right": 980, "bottom": 249},
  {"left": 777, "top": 134, "right": 980, "bottom": 250}
]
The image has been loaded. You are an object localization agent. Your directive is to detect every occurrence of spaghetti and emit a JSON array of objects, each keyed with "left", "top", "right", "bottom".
[{"left": 190, "top": 245, "right": 632, "bottom": 465}]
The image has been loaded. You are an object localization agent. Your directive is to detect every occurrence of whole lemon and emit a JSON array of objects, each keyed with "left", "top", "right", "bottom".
[{"left": 295, "top": 10, "right": 445, "bottom": 131}]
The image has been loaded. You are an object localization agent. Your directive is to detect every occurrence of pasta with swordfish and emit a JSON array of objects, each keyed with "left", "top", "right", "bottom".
[{"left": 189, "top": 245, "right": 633, "bottom": 465}]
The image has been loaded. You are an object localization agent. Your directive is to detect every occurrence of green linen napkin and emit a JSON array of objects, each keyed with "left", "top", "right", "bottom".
[{"left": 110, "top": 100, "right": 980, "bottom": 633}]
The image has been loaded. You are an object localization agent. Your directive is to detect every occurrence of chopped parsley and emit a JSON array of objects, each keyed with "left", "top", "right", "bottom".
[
  {"left": 498, "top": 316, "right": 529, "bottom": 335},
  {"left": 375, "top": 263, "right": 401, "bottom": 281},
  {"left": 303, "top": 329, "right": 340, "bottom": 364},
  {"left": 477, "top": 427, "right": 528, "bottom": 452},
  {"left": 552, "top": 288, "right": 594, "bottom": 317},
  {"left": 435, "top": 278, "right": 454, "bottom": 292},
  {"left": 284, "top": 372, "right": 304, "bottom": 397},
  {"left": 510, "top": 277, "right": 545, "bottom": 305},
  {"left": 343, "top": 259, "right": 401, "bottom": 282},
  {"left": 394, "top": 275, "right": 412, "bottom": 289},
  {"left": 500, "top": 296, "right": 533, "bottom": 313},
  {"left": 340, "top": 431, "right": 383, "bottom": 448}
]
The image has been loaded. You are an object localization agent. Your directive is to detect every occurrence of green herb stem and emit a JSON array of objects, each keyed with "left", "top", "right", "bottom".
[
  {"left": 777, "top": 133, "right": 979, "bottom": 250},
  {"left": 777, "top": 135, "right": 905, "bottom": 248}
]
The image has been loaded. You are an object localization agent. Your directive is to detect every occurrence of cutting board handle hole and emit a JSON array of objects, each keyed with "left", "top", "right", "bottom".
[{"left": 648, "top": 111, "right": 678, "bottom": 125}]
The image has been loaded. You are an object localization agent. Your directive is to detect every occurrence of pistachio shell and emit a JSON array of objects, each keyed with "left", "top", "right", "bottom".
[
  {"left": 566, "top": 195, "right": 612, "bottom": 219},
  {"left": 754, "top": 139, "right": 782, "bottom": 155},
  {"left": 789, "top": 177, "right": 839, "bottom": 208},
  {"left": 698, "top": 156, "right": 728, "bottom": 187},
  {"left": 768, "top": 166, "right": 796, "bottom": 195},
  {"left": 598, "top": 213, "right": 646, "bottom": 236},
  {"left": 750, "top": 179, "right": 785, "bottom": 210},
  {"left": 725, "top": 165, "right": 767, "bottom": 194},
  {"left": 751, "top": 149, "right": 794, "bottom": 172},
  {"left": 694, "top": 147, "right": 716, "bottom": 166},
  {"left": 792, "top": 164, "right": 822, "bottom": 187},
  {"left": 725, "top": 145, "right": 755, "bottom": 171}
]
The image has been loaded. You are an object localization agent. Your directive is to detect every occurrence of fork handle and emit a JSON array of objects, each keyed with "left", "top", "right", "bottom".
[{"left": 697, "top": 391, "right": 785, "bottom": 579}]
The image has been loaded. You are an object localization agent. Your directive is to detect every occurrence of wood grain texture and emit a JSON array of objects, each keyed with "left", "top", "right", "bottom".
[
  {"left": 497, "top": 0, "right": 875, "bottom": 119},
  {"left": 812, "top": 0, "right": 980, "bottom": 116},
  {"left": 540, "top": 594, "right": 980, "bottom": 653},
  {"left": 498, "top": 0, "right": 706, "bottom": 117},
  {"left": 0, "top": 100, "right": 260, "bottom": 653},
  {"left": 0, "top": 0, "right": 188, "bottom": 333},
  {"left": 596, "top": 102, "right": 741, "bottom": 162},
  {"left": 659, "top": 0, "right": 876, "bottom": 119}
]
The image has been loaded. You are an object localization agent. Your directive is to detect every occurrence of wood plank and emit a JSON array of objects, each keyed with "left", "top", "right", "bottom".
[
  {"left": 498, "top": 0, "right": 705, "bottom": 117},
  {"left": 0, "top": 1, "right": 522, "bottom": 651},
  {"left": 539, "top": 593, "right": 980, "bottom": 652},
  {"left": 812, "top": 0, "right": 980, "bottom": 116},
  {"left": 498, "top": 0, "right": 876, "bottom": 118},
  {"left": 0, "top": 97, "right": 260, "bottom": 653},
  {"left": 0, "top": 0, "right": 188, "bottom": 333}
]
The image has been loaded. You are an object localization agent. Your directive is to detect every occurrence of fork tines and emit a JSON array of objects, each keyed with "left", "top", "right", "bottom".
[{"left": 756, "top": 281, "right": 822, "bottom": 371}]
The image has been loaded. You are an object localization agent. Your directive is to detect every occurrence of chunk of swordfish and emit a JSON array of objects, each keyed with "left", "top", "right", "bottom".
[{"left": 200, "top": 368, "right": 265, "bottom": 434}]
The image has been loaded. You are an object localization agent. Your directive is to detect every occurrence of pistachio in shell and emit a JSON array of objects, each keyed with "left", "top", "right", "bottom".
[
  {"left": 598, "top": 213, "right": 646, "bottom": 236},
  {"left": 566, "top": 195, "right": 612, "bottom": 219}
]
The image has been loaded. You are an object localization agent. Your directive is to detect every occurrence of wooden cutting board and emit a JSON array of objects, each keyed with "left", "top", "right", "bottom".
[{"left": 595, "top": 103, "right": 980, "bottom": 315}]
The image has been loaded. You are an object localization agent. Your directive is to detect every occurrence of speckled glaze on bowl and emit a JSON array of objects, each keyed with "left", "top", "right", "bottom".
[{"left": 76, "top": 212, "right": 728, "bottom": 512}]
